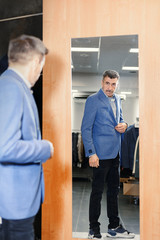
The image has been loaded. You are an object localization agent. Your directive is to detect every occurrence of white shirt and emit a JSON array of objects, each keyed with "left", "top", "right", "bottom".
[
  {"left": 102, "top": 89, "right": 117, "bottom": 118},
  {"left": 109, "top": 96, "right": 117, "bottom": 118}
]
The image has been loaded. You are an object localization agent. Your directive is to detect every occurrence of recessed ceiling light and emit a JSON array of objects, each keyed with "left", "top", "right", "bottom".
[
  {"left": 79, "top": 65, "right": 92, "bottom": 68},
  {"left": 80, "top": 53, "right": 89, "bottom": 57},
  {"left": 129, "top": 48, "right": 139, "bottom": 53},
  {"left": 71, "top": 47, "right": 99, "bottom": 52},
  {"left": 121, "top": 91, "right": 132, "bottom": 95},
  {"left": 122, "top": 66, "right": 139, "bottom": 71}
]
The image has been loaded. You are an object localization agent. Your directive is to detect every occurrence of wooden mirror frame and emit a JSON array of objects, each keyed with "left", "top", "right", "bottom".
[{"left": 42, "top": 1, "right": 160, "bottom": 240}]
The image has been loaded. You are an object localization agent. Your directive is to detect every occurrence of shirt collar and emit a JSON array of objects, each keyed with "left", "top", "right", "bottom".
[{"left": 8, "top": 67, "right": 32, "bottom": 89}]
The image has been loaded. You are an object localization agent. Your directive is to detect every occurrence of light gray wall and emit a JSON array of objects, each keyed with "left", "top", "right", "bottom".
[{"left": 72, "top": 96, "right": 139, "bottom": 132}]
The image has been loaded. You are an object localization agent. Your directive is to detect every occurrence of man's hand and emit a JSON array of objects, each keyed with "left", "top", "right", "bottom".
[
  {"left": 115, "top": 122, "right": 127, "bottom": 133},
  {"left": 89, "top": 154, "right": 99, "bottom": 168},
  {"left": 46, "top": 141, "right": 54, "bottom": 158}
]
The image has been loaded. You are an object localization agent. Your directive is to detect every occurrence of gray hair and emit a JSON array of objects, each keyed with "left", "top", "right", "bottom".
[
  {"left": 102, "top": 70, "right": 120, "bottom": 80},
  {"left": 8, "top": 34, "right": 48, "bottom": 64}
]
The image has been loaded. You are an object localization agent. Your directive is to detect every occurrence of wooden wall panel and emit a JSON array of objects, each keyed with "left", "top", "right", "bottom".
[{"left": 42, "top": 0, "right": 160, "bottom": 240}]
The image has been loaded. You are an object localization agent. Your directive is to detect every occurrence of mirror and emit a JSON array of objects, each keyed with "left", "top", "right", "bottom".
[{"left": 71, "top": 35, "right": 139, "bottom": 239}]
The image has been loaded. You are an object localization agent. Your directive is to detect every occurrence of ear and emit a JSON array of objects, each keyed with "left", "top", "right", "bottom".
[
  {"left": 116, "top": 80, "right": 119, "bottom": 90},
  {"left": 34, "top": 55, "right": 40, "bottom": 65},
  {"left": 31, "top": 55, "right": 40, "bottom": 70},
  {"left": 101, "top": 79, "right": 103, "bottom": 88},
  {"left": 40, "top": 56, "right": 45, "bottom": 68}
]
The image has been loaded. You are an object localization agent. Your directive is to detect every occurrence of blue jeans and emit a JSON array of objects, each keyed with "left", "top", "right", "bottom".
[
  {"left": 89, "top": 154, "right": 120, "bottom": 230},
  {"left": 0, "top": 216, "right": 35, "bottom": 240}
]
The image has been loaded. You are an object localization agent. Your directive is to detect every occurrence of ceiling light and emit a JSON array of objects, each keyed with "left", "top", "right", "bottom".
[
  {"left": 79, "top": 65, "right": 92, "bottom": 68},
  {"left": 71, "top": 47, "right": 99, "bottom": 52},
  {"left": 121, "top": 91, "right": 132, "bottom": 95},
  {"left": 122, "top": 66, "right": 139, "bottom": 71},
  {"left": 80, "top": 53, "right": 89, "bottom": 57},
  {"left": 129, "top": 48, "right": 139, "bottom": 53}
]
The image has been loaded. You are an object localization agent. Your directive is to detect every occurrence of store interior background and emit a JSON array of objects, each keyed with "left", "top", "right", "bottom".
[
  {"left": 72, "top": 35, "right": 139, "bottom": 131},
  {"left": 72, "top": 35, "right": 140, "bottom": 239},
  {"left": 1, "top": 1, "right": 160, "bottom": 240}
]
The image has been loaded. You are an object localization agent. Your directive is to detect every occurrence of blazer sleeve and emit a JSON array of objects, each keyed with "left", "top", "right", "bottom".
[
  {"left": 81, "top": 96, "right": 97, "bottom": 157},
  {"left": 0, "top": 80, "right": 51, "bottom": 164}
]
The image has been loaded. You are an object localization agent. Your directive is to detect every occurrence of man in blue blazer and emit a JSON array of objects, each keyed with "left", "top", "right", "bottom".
[
  {"left": 0, "top": 35, "right": 53, "bottom": 240},
  {"left": 81, "top": 70, "right": 134, "bottom": 239}
]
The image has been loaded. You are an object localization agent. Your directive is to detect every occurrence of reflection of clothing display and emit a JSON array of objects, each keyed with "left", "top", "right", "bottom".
[
  {"left": 72, "top": 132, "right": 87, "bottom": 168},
  {"left": 72, "top": 132, "right": 79, "bottom": 166},
  {"left": 133, "top": 136, "right": 139, "bottom": 178},
  {"left": 77, "top": 133, "right": 84, "bottom": 163},
  {"left": 121, "top": 125, "right": 139, "bottom": 171}
]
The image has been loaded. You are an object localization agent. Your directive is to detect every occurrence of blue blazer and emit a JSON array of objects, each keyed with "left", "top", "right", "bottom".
[
  {"left": 81, "top": 89, "right": 124, "bottom": 160},
  {"left": 0, "top": 69, "right": 51, "bottom": 220}
]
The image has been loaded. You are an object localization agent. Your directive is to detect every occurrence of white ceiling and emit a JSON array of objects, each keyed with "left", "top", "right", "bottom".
[{"left": 71, "top": 35, "right": 139, "bottom": 99}]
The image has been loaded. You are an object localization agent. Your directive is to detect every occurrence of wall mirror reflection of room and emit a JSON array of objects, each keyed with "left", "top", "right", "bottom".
[{"left": 71, "top": 35, "right": 140, "bottom": 239}]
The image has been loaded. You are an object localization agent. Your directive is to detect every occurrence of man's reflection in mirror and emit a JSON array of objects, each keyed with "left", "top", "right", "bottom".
[{"left": 81, "top": 70, "right": 135, "bottom": 239}]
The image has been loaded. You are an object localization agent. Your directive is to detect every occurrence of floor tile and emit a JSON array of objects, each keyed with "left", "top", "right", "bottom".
[{"left": 72, "top": 179, "right": 140, "bottom": 237}]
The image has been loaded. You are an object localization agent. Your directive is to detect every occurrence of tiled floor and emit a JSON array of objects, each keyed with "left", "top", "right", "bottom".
[
  {"left": 72, "top": 178, "right": 140, "bottom": 239},
  {"left": 72, "top": 232, "right": 140, "bottom": 239}
]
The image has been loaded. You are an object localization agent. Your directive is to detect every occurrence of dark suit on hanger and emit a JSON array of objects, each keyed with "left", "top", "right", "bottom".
[{"left": 121, "top": 125, "right": 139, "bottom": 171}]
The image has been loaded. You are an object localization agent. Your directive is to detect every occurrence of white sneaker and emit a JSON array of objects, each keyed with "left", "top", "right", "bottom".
[{"left": 107, "top": 225, "right": 135, "bottom": 238}]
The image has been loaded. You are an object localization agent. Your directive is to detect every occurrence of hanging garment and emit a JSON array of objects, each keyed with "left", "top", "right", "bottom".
[
  {"left": 77, "top": 133, "right": 83, "bottom": 163},
  {"left": 72, "top": 132, "right": 79, "bottom": 166},
  {"left": 121, "top": 125, "right": 139, "bottom": 171},
  {"left": 132, "top": 136, "right": 139, "bottom": 178}
]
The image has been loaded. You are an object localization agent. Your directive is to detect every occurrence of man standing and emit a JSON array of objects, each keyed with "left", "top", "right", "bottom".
[
  {"left": 0, "top": 35, "right": 53, "bottom": 240},
  {"left": 81, "top": 70, "right": 135, "bottom": 239}
]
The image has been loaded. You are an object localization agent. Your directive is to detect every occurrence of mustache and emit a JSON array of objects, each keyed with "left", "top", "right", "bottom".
[{"left": 106, "top": 90, "right": 113, "bottom": 93}]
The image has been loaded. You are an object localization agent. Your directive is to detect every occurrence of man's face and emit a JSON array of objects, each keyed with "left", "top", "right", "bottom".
[{"left": 101, "top": 76, "right": 118, "bottom": 97}]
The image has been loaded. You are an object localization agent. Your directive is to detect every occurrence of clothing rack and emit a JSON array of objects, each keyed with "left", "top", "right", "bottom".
[{"left": 72, "top": 131, "right": 92, "bottom": 181}]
